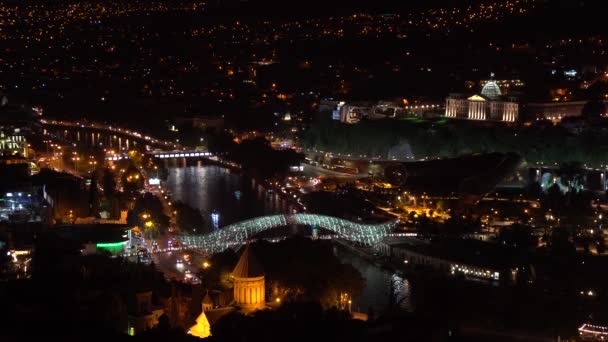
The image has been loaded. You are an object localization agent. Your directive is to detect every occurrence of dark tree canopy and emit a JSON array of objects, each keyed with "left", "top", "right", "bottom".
[{"left": 173, "top": 201, "right": 207, "bottom": 234}]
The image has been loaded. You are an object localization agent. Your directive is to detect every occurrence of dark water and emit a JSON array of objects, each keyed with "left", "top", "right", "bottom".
[
  {"left": 165, "top": 163, "right": 411, "bottom": 314},
  {"left": 332, "top": 244, "right": 413, "bottom": 314},
  {"left": 165, "top": 163, "right": 293, "bottom": 229}
]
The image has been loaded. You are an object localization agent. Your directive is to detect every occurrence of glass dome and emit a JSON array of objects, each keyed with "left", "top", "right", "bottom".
[{"left": 481, "top": 81, "right": 502, "bottom": 98}]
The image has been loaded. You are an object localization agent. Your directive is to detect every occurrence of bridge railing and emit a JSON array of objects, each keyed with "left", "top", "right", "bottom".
[{"left": 179, "top": 214, "right": 398, "bottom": 253}]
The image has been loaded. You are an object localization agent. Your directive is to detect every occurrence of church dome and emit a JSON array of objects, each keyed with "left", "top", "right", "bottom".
[
  {"left": 232, "top": 245, "right": 266, "bottom": 309},
  {"left": 232, "top": 245, "right": 264, "bottom": 278},
  {"left": 481, "top": 81, "right": 502, "bottom": 98}
]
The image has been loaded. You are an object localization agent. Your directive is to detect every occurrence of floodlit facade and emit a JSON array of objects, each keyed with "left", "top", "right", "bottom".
[
  {"left": 232, "top": 245, "right": 265, "bottom": 310},
  {"left": 445, "top": 81, "right": 519, "bottom": 122},
  {"left": 0, "top": 128, "right": 28, "bottom": 157}
]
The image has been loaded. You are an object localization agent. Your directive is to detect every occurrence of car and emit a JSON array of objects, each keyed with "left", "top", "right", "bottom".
[{"left": 139, "top": 254, "right": 152, "bottom": 265}]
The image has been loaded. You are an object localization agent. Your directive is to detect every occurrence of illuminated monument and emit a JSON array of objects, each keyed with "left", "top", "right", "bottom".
[
  {"left": 445, "top": 80, "right": 519, "bottom": 122},
  {"left": 232, "top": 244, "right": 265, "bottom": 310},
  {"left": 188, "top": 292, "right": 215, "bottom": 338}
]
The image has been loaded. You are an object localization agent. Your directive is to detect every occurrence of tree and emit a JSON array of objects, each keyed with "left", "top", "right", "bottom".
[
  {"left": 251, "top": 238, "right": 365, "bottom": 308},
  {"left": 526, "top": 182, "right": 542, "bottom": 198},
  {"left": 173, "top": 201, "right": 207, "bottom": 234},
  {"left": 207, "top": 130, "right": 237, "bottom": 154},
  {"left": 129, "top": 193, "right": 170, "bottom": 235},
  {"left": 0, "top": 243, "right": 13, "bottom": 279},
  {"left": 550, "top": 228, "right": 576, "bottom": 256},
  {"left": 581, "top": 98, "right": 606, "bottom": 118},
  {"left": 157, "top": 165, "right": 170, "bottom": 182},
  {"left": 177, "top": 123, "right": 205, "bottom": 148},
  {"left": 212, "top": 302, "right": 366, "bottom": 342},
  {"left": 102, "top": 168, "right": 117, "bottom": 197},
  {"left": 121, "top": 164, "right": 144, "bottom": 196},
  {"left": 544, "top": 183, "right": 565, "bottom": 213},
  {"left": 596, "top": 237, "right": 606, "bottom": 255},
  {"left": 557, "top": 161, "right": 585, "bottom": 193},
  {"left": 497, "top": 224, "right": 537, "bottom": 251},
  {"left": 89, "top": 177, "right": 100, "bottom": 217},
  {"left": 231, "top": 137, "right": 304, "bottom": 178},
  {"left": 199, "top": 249, "right": 238, "bottom": 290}
]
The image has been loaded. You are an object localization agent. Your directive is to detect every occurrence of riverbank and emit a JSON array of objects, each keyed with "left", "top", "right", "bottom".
[{"left": 332, "top": 239, "right": 414, "bottom": 314}]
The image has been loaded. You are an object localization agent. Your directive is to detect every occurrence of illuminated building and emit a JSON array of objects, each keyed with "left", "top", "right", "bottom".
[
  {"left": 189, "top": 292, "right": 213, "bottom": 338},
  {"left": 322, "top": 99, "right": 370, "bottom": 124},
  {"left": 322, "top": 99, "right": 439, "bottom": 123},
  {"left": 445, "top": 81, "right": 519, "bottom": 122},
  {"left": 0, "top": 128, "right": 28, "bottom": 158},
  {"left": 173, "top": 115, "right": 224, "bottom": 134},
  {"left": 370, "top": 101, "right": 405, "bottom": 118},
  {"left": 189, "top": 311, "right": 211, "bottom": 338},
  {"left": 525, "top": 101, "right": 587, "bottom": 122},
  {"left": 579, "top": 323, "right": 608, "bottom": 341},
  {"left": 387, "top": 239, "right": 529, "bottom": 285},
  {"left": 0, "top": 164, "right": 35, "bottom": 222},
  {"left": 402, "top": 103, "right": 442, "bottom": 117},
  {"left": 232, "top": 244, "right": 265, "bottom": 310},
  {"left": 339, "top": 104, "right": 367, "bottom": 124},
  {"left": 127, "top": 290, "right": 164, "bottom": 335},
  {"left": 479, "top": 79, "right": 525, "bottom": 92}
]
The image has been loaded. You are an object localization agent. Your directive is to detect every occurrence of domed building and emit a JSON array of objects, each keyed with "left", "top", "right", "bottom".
[
  {"left": 232, "top": 244, "right": 266, "bottom": 310},
  {"left": 188, "top": 246, "right": 266, "bottom": 339},
  {"left": 480, "top": 81, "right": 502, "bottom": 99},
  {"left": 445, "top": 78, "right": 519, "bottom": 122}
]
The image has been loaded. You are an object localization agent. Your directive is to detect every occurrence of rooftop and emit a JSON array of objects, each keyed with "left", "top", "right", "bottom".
[
  {"left": 481, "top": 81, "right": 502, "bottom": 99},
  {"left": 233, "top": 244, "right": 264, "bottom": 278}
]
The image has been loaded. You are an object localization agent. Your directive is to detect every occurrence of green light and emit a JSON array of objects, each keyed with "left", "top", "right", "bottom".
[{"left": 96, "top": 241, "right": 128, "bottom": 248}]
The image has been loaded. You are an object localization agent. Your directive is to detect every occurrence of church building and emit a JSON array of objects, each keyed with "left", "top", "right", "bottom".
[{"left": 232, "top": 244, "right": 266, "bottom": 310}]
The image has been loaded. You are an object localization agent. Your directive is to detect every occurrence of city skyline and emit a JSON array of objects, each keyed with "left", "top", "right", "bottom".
[{"left": 2, "top": 0, "right": 608, "bottom": 340}]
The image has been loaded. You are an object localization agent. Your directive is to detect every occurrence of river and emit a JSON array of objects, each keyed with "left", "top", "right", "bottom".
[
  {"left": 165, "top": 162, "right": 293, "bottom": 229},
  {"left": 164, "top": 163, "right": 412, "bottom": 314}
]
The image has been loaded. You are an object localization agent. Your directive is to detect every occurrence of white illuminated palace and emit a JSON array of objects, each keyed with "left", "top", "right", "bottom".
[{"left": 445, "top": 81, "right": 519, "bottom": 122}]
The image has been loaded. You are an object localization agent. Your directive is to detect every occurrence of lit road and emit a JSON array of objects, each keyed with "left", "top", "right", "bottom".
[
  {"left": 151, "top": 250, "right": 200, "bottom": 283},
  {"left": 41, "top": 118, "right": 179, "bottom": 150}
]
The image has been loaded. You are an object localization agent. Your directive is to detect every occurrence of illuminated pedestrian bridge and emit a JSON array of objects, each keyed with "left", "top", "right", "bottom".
[{"left": 178, "top": 214, "right": 398, "bottom": 253}]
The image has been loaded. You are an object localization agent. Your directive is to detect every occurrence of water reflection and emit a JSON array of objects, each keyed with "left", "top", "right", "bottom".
[
  {"left": 333, "top": 244, "right": 413, "bottom": 314},
  {"left": 166, "top": 163, "right": 411, "bottom": 314},
  {"left": 392, "top": 274, "right": 413, "bottom": 312},
  {"left": 165, "top": 164, "right": 292, "bottom": 229}
]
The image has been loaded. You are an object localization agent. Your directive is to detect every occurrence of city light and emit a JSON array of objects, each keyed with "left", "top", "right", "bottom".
[
  {"left": 180, "top": 214, "right": 397, "bottom": 253},
  {"left": 96, "top": 241, "right": 129, "bottom": 248}
]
